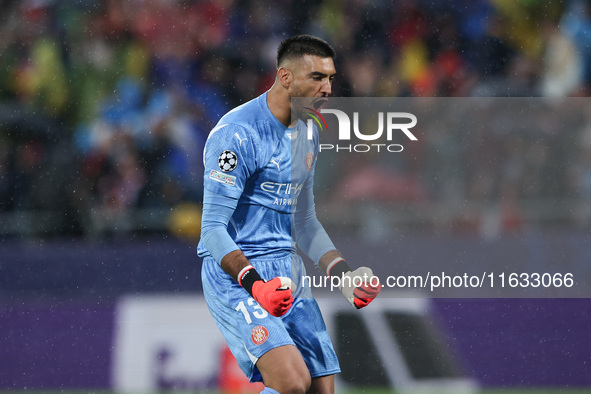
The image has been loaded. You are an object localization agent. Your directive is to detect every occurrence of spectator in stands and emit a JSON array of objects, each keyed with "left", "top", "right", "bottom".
[{"left": 0, "top": 0, "right": 588, "bottom": 238}]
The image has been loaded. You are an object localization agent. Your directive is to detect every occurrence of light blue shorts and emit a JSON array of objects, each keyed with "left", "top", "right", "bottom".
[{"left": 201, "top": 252, "right": 340, "bottom": 382}]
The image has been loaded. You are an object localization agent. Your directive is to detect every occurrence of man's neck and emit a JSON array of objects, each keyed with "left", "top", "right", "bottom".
[{"left": 266, "top": 82, "right": 291, "bottom": 127}]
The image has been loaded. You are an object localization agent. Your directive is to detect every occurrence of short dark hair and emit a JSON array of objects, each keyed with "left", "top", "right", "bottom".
[{"left": 276, "top": 34, "right": 335, "bottom": 67}]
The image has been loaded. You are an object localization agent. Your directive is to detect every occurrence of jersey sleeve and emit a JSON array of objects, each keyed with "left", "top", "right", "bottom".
[
  {"left": 202, "top": 123, "right": 256, "bottom": 199},
  {"left": 200, "top": 188, "right": 240, "bottom": 264},
  {"left": 294, "top": 129, "right": 336, "bottom": 265},
  {"left": 294, "top": 173, "right": 337, "bottom": 265}
]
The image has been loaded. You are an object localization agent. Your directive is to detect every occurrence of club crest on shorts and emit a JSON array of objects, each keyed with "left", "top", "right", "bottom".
[
  {"left": 306, "top": 152, "right": 314, "bottom": 172},
  {"left": 251, "top": 325, "right": 269, "bottom": 345},
  {"left": 218, "top": 150, "right": 238, "bottom": 172}
]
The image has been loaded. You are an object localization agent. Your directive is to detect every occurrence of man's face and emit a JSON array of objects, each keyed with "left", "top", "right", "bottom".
[{"left": 289, "top": 55, "right": 336, "bottom": 108}]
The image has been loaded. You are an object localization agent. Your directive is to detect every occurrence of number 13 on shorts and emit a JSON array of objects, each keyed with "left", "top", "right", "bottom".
[{"left": 235, "top": 298, "right": 269, "bottom": 324}]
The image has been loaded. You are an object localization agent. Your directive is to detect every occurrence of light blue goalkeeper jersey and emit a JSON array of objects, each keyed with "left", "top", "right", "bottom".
[{"left": 197, "top": 92, "right": 318, "bottom": 259}]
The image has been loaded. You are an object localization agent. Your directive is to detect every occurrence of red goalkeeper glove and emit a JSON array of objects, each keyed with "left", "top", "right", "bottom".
[
  {"left": 239, "top": 266, "right": 294, "bottom": 317},
  {"left": 328, "top": 259, "right": 381, "bottom": 309}
]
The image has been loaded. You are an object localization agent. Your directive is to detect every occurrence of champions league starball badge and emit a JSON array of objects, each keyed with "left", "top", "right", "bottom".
[{"left": 218, "top": 150, "right": 238, "bottom": 172}]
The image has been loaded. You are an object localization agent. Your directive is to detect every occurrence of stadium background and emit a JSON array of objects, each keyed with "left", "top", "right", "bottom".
[{"left": 1, "top": 0, "right": 591, "bottom": 392}]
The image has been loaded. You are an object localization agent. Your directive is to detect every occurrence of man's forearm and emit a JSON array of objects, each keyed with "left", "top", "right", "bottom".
[
  {"left": 220, "top": 249, "right": 252, "bottom": 281},
  {"left": 318, "top": 250, "right": 346, "bottom": 275}
]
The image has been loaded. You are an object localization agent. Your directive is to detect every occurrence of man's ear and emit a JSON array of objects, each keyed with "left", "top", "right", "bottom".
[{"left": 277, "top": 67, "right": 292, "bottom": 89}]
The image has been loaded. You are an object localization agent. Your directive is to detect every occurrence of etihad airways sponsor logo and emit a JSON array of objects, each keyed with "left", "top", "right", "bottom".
[
  {"left": 260, "top": 182, "right": 303, "bottom": 206},
  {"left": 260, "top": 182, "right": 303, "bottom": 195}
]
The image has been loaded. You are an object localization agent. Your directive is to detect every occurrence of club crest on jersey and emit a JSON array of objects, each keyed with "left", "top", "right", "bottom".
[
  {"left": 218, "top": 150, "right": 238, "bottom": 172},
  {"left": 306, "top": 152, "right": 314, "bottom": 171},
  {"left": 251, "top": 325, "right": 269, "bottom": 345}
]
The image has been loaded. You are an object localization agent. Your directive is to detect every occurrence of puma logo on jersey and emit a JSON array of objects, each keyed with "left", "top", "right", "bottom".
[
  {"left": 234, "top": 132, "right": 247, "bottom": 146},
  {"left": 270, "top": 157, "right": 282, "bottom": 171}
]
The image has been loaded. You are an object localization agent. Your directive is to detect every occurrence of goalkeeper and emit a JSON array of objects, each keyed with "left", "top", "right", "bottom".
[{"left": 198, "top": 34, "right": 381, "bottom": 394}]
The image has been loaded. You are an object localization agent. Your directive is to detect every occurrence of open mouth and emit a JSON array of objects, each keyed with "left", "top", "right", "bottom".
[{"left": 312, "top": 98, "right": 328, "bottom": 110}]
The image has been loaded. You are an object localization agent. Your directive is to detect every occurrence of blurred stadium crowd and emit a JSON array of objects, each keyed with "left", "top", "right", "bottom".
[{"left": 1, "top": 0, "right": 591, "bottom": 238}]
